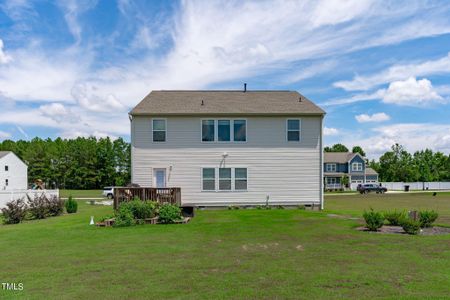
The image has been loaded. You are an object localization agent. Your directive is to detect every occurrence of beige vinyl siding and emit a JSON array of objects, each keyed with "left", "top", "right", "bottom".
[{"left": 132, "top": 116, "right": 321, "bottom": 206}]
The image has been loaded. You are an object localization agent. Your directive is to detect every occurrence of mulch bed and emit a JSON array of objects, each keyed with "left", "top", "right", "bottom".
[{"left": 356, "top": 225, "right": 450, "bottom": 235}]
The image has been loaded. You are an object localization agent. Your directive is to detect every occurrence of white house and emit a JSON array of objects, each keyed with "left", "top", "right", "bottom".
[
  {"left": 0, "top": 151, "right": 28, "bottom": 191},
  {"left": 130, "top": 90, "right": 325, "bottom": 208}
]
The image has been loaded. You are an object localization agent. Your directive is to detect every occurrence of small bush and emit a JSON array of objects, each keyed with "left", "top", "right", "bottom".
[
  {"left": 363, "top": 209, "right": 384, "bottom": 231},
  {"left": 123, "top": 200, "right": 157, "bottom": 219},
  {"left": 384, "top": 210, "right": 406, "bottom": 226},
  {"left": 47, "top": 195, "right": 64, "bottom": 216},
  {"left": 418, "top": 210, "right": 438, "bottom": 228},
  {"left": 113, "top": 204, "right": 135, "bottom": 227},
  {"left": 256, "top": 205, "right": 262, "bottom": 210},
  {"left": 1, "top": 199, "right": 27, "bottom": 224},
  {"left": 297, "top": 205, "right": 306, "bottom": 210},
  {"left": 158, "top": 203, "right": 182, "bottom": 224},
  {"left": 27, "top": 194, "right": 48, "bottom": 219},
  {"left": 277, "top": 205, "right": 285, "bottom": 209},
  {"left": 65, "top": 196, "right": 78, "bottom": 213},
  {"left": 401, "top": 218, "right": 421, "bottom": 235}
]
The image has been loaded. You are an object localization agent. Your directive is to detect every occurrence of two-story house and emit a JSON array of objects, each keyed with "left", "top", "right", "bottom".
[
  {"left": 130, "top": 90, "right": 325, "bottom": 208},
  {"left": 324, "top": 152, "right": 378, "bottom": 190},
  {"left": 0, "top": 151, "right": 28, "bottom": 191}
]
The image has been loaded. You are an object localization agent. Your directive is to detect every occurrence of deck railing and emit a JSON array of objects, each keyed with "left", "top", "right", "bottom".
[{"left": 113, "top": 187, "right": 181, "bottom": 209}]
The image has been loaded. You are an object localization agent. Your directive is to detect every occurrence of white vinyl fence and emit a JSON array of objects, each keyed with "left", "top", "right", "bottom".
[
  {"left": 380, "top": 182, "right": 450, "bottom": 191},
  {"left": 0, "top": 189, "right": 60, "bottom": 209}
]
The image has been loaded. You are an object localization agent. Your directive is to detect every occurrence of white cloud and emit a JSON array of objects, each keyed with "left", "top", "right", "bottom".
[
  {"left": 342, "top": 123, "right": 450, "bottom": 158},
  {"left": 0, "top": 39, "right": 12, "bottom": 64},
  {"left": 355, "top": 112, "right": 390, "bottom": 123},
  {"left": 334, "top": 52, "right": 450, "bottom": 91},
  {"left": 324, "top": 127, "right": 339, "bottom": 136},
  {"left": 57, "top": 0, "right": 98, "bottom": 44},
  {"left": 71, "top": 83, "right": 126, "bottom": 113},
  {"left": 39, "top": 103, "right": 80, "bottom": 123},
  {"left": 383, "top": 77, "right": 445, "bottom": 106}
]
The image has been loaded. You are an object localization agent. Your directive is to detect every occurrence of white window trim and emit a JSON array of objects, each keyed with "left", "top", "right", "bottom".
[
  {"left": 201, "top": 166, "right": 248, "bottom": 192},
  {"left": 200, "top": 119, "right": 247, "bottom": 143},
  {"left": 286, "top": 119, "right": 301, "bottom": 142},
  {"left": 234, "top": 167, "right": 248, "bottom": 191},
  {"left": 326, "top": 163, "right": 337, "bottom": 172},
  {"left": 152, "top": 118, "right": 167, "bottom": 143},
  {"left": 351, "top": 162, "right": 363, "bottom": 172}
]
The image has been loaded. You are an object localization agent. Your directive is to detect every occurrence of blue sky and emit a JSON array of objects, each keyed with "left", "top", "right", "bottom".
[{"left": 0, "top": 0, "right": 450, "bottom": 158}]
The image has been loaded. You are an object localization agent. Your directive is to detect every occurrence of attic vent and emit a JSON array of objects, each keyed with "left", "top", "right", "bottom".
[
  {"left": 201, "top": 100, "right": 204, "bottom": 106},
  {"left": 298, "top": 96, "right": 302, "bottom": 102}
]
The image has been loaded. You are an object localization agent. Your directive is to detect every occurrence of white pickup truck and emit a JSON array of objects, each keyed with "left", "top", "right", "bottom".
[{"left": 102, "top": 187, "right": 114, "bottom": 199}]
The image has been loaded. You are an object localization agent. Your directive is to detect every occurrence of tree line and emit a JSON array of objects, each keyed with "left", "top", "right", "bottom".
[
  {"left": 326, "top": 143, "right": 450, "bottom": 182},
  {"left": 0, "top": 137, "right": 130, "bottom": 189}
]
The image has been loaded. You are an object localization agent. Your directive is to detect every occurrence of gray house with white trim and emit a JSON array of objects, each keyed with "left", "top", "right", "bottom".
[
  {"left": 324, "top": 152, "right": 378, "bottom": 190},
  {"left": 130, "top": 90, "right": 325, "bottom": 208}
]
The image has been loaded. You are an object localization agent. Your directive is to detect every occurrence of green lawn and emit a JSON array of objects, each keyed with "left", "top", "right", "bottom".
[
  {"left": 1, "top": 194, "right": 449, "bottom": 299},
  {"left": 325, "top": 192, "right": 450, "bottom": 225},
  {"left": 59, "top": 189, "right": 103, "bottom": 198}
]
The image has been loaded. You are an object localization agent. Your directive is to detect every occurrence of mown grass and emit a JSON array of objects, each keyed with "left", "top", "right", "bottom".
[
  {"left": 60, "top": 190, "right": 102, "bottom": 198},
  {"left": 0, "top": 193, "right": 449, "bottom": 299},
  {"left": 325, "top": 192, "right": 450, "bottom": 225}
]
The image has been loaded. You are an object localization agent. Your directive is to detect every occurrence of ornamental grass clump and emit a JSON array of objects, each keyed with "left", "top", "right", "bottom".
[
  {"left": 400, "top": 218, "right": 421, "bottom": 235},
  {"left": 363, "top": 208, "right": 384, "bottom": 231},
  {"left": 418, "top": 210, "right": 438, "bottom": 228},
  {"left": 384, "top": 210, "right": 406, "bottom": 226}
]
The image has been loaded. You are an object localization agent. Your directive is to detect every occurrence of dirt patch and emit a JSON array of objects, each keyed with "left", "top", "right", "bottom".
[{"left": 356, "top": 225, "right": 450, "bottom": 235}]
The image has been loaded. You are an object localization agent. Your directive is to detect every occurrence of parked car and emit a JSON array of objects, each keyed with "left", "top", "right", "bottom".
[
  {"left": 102, "top": 187, "right": 114, "bottom": 199},
  {"left": 357, "top": 183, "right": 387, "bottom": 194}
]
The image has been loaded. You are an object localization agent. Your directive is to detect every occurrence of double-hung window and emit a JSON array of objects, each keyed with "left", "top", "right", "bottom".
[
  {"left": 234, "top": 168, "right": 247, "bottom": 190},
  {"left": 202, "top": 119, "right": 246, "bottom": 142},
  {"left": 326, "top": 163, "right": 337, "bottom": 172},
  {"left": 219, "top": 168, "right": 232, "bottom": 190},
  {"left": 202, "top": 168, "right": 215, "bottom": 190},
  {"left": 233, "top": 120, "right": 246, "bottom": 142},
  {"left": 202, "top": 120, "right": 215, "bottom": 142},
  {"left": 287, "top": 119, "right": 301, "bottom": 141},
  {"left": 152, "top": 119, "right": 166, "bottom": 142},
  {"left": 218, "top": 120, "right": 231, "bottom": 141},
  {"left": 5, "top": 165, "right": 8, "bottom": 171},
  {"left": 352, "top": 162, "right": 363, "bottom": 171}
]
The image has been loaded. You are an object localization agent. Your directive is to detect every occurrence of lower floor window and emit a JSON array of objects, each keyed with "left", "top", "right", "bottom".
[{"left": 202, "top": 167, "right": 248, "bottom": 191}]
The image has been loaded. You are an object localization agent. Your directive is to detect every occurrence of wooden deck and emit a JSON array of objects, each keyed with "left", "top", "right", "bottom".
[{"left": 113, "top": 187, "right": 181, "bottom": 209}]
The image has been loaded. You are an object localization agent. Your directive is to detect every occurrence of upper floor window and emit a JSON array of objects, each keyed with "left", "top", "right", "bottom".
[
  {"left": 5, "top": 179, "right": 8, "bottom": 186},
  {"left": 5, "top": 165, "right": 8, "bottom": 171},
  {"left": 326, "top": 163, "right": 336, "bottom": 172},
  {"left": 287, "top": 119, "right": 301, "bottom": 141},
  {"left": 351, "top": 162, "right": 363, "bottom": 171},
  {"left": 202, "top": 119, "right": 247, "bottom": 142},
  {"left": 152, "top": 119, "right": 166, "bottom": 142}
]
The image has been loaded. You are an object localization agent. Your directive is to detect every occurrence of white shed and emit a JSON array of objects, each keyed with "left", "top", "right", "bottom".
[{"left": 0, "top": 151, "right": 28, "bottom": 191}]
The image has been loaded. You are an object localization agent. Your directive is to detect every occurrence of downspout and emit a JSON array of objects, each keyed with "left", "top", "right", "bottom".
[
  {"left": 320, "top": 115, "right": 324, "bottom": 210},
  {"left": 129, "top": 113, "right": 134, "bottom": 184}
]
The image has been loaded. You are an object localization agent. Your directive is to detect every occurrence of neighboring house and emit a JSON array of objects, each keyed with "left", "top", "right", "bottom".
[
  {"left": 323, "top": 152, "right": 378, "bottom": 190},
  {"left": 130, "top": 90, "right": 325, "bottom": 208},
  {"left": 0, "top": 151, "right": 28, "bottom": 191}
]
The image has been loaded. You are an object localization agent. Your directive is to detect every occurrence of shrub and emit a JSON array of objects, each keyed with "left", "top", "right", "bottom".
[
  {"left": 122, "top": 200, "right": 157, "bottom": 219},
  {"left": 277, "top": 205, "right": 285, "bottom": 209},
  {"left": 418, "top": 210, "right": 438, "bottom": 228},
  {"left": 65, "top": 196, "right": 78, "bottom": 214},
  {"left": 384, "top": 210, "right": 406, "bottom": 226},
  {"left": 47, "top": 195, "right": 64, "bottom": 216},
  {"left": 113, "top": 204, "right": 135, "bottom": 227},
  {"left": 158, "top": 203, "right": 182, "bottom": 224},
  {"left": 401, "top": 218, "right": 421, "bottom": 235},
  {"left": 297, "top": 205, "right": 306, "bottom": 210},
  {"left": 363, "top": 209, "right": 384, "bottom": 231},
  {"left": 1, "top": 199, "right": 27, "bottom": 224},
  {"left": 27, "top": 194, "right": 48, "bottom": 219}
]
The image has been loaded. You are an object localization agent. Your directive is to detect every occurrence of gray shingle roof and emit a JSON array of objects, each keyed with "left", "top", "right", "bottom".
[
  {"left": 365, "top": 167, "right": 378, "bottom": 175},
  {"left": 130, "top": 90, "right": 325, "bottom": 116},
  {"left": 0, "top": 151, "right": 11, "bottom": 159},
  {"left": 324, "top": 152, "right": 357, "bottom": 163}
]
